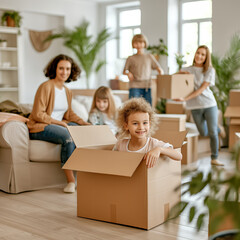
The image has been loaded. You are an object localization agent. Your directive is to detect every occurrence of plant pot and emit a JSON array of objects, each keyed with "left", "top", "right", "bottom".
[
  {"left": 209, "top": 229, "right": 239, "bottom": 240},
  {"left": 6, "top": 16, "right": 15, "bottom": 27}
]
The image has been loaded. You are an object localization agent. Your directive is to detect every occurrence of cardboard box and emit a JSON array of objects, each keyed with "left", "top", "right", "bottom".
[
  {"left": 157, "top": 74, "right": 194, "bottom": 99},
  {"left": 63, "top": 125, "right": 186, "bottom": 230},
  {"left": 224, "top": 107, "right": 240, "bottom": 148},
  {"left": 166, "top": 101, "right": 186, "bottom": 114},
  {"left": 229, "top": 89, "right": 240, "bottom": 106},
  {"left": 181, "top": 132, "right": 198, "bottom": 165},
  {"left": 229, "top": 119, "right": 240, "bottom": 148},
  {"left": 155, "top": 114, "right": 186, "bottom": 132}
]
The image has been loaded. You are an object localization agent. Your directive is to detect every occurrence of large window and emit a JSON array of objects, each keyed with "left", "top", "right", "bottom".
[
  {"left": 117, "top": 7, "right": 141, "bottom": 59},
  {"left": 179, "top": 0, "right": 212, "bottom": 65}
]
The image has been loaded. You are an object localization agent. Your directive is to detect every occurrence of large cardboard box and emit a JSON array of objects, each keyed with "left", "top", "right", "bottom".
[
  {"left": 155, "top": 114, "right": 186, "bottom": 132},
  {"left": 229, "top": 89, "right": 240, "bottom": 106},
  {"left": 166, "top": 101, "right": 186, "bottom": 114},
  {"left": 157, "top": 74, "right": 194, "bottom": 99},
  {"left": 63, "top": 125, "right": 186, "bottom": 230}
]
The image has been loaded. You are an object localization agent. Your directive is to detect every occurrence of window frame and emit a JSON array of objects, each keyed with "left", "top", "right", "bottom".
[
  {"left": 179, "top": 0, "right": 212, "bottom": 54},
  {"left": 116, "top": 6, "right": 141, "bottom": 59}
]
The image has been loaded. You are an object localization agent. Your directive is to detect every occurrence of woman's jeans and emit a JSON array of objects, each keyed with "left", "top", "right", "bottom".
[
  {"left": 129, "top": 88, "right": 152, "bottom": 106},
  {"left": 29, "top": 122, "right": 78, "bottom": 167},
  {"left": 191, "top": 106, "right": 219, "bottom": 160}
]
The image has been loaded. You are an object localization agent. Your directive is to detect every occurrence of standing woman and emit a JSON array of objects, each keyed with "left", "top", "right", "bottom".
[
  {"left": 27, "top": 54, "right": 89, "bottom": 193},
  {"left": 176, "top": 45, "right": 224, "bottom": 166}
]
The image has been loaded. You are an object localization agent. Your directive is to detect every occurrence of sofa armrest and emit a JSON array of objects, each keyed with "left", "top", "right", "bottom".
[{"left": 0, "top": 121, "right": 29, "bottom": 163}]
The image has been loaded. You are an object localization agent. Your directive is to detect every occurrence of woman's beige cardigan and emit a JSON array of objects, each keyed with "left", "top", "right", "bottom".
[{"left": 27, "top": 80, "right": 85, "bottom": 133}]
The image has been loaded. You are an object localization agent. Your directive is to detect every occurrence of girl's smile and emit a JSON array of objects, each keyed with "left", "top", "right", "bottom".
[{"left": 125, "top": 112, "right": 150, "bottom": 140}]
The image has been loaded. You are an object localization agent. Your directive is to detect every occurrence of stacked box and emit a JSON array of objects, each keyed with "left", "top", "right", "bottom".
[
  {"left": 224, "top": 89, "right": 240, "bottom": 148},
  {"left": 166, "top": 101, "right": 186, "bottom": 114}
]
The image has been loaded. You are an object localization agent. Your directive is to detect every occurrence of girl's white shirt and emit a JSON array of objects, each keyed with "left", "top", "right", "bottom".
[
  {"left": 51, "top": 87, "right": 68, "bottom": 121},
  {"left": 181, "top": 66, "right": 217, "bottom": 110}
]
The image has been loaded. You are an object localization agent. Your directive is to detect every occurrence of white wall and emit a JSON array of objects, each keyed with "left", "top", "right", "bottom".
[
  {"left": 212, "top": 0, "right": 240, "bottom": 56},
  {"left": 0, "top": 0, "right": 98, "bottom": 103}
]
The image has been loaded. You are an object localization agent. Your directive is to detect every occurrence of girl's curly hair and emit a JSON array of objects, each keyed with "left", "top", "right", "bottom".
[
  {"left": 116, "top": 97, "right": 158, "bottom": 138},
  {"left": 44, "top": 54, "right": 81, "bottom": 82}
]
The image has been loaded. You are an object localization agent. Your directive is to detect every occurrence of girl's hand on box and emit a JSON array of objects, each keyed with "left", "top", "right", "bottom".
[
  {"left": 144, "top": 147, "right": 161, "bottom": 168},
  {"left": 178, "top": 70, "right": 190, "bottom": 74}
]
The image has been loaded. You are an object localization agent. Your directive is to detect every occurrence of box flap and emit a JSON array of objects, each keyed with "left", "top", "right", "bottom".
[
  {"left": 156, "top": 114, "right": 186, "bottom": 120},
  {"left": 152, "top": 130, "right": 188, "bottom": 148},
  {"left": 62, "top": 148, "right": 144, "bottom": 177},
  {"left": 230, "top": 118, "right": 240, "bottom": 125},
  {"left": 67, "top": 125, "right": 117, "bottom": 148},
  {"left": 224, "top": 107, "right": 240, "bottom": 118}
]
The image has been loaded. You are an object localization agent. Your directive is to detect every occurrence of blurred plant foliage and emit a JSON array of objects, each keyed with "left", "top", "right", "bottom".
[
  {"left": 155, "top": 98, "right": 166, "bottom": 113},
  {"left": 170, "top": 140, "right": 240, "bottom": 239},
  {"left": 211, "top": 34, "right": 240, "bottom": 126},
  {"left": 45, "top": 20, "right": 111, "bottom": 88},
  {"left": 175, "top": 52, "right": 188, "bottom": 71},
  {"left": 147, "top": 38, "right": 168, "bottom": 58}
]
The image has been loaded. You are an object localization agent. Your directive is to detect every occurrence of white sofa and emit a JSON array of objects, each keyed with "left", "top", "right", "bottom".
[{"left": 0, "top": 93, "right": 122, "bottom": 193}]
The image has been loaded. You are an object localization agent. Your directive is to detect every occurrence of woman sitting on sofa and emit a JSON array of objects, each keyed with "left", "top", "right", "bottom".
[{"left": 27, "top": 54, "right": 89, "bottom": 193}]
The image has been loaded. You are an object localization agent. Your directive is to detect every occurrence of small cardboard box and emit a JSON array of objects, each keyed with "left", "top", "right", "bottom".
[
  {"left": 224, "top": 106, "right": 240, "bottom": 148},
  {"left": 229, "top": 119, "right": 240, "bottom": 148},
  {"left": 155, "top": 114, "right": 186, "bottom": 132},
  {"left": 166, "top": 101, "right": 186, "bottom": 114},
  {"left": 181, "top": 132, "right": 198, "bottom": 165},
  {"left": 157, "top": 74, "right": 194, "bottom": 99},
  {"left": 63, "top": 125, "right": 186, "bottom": 230},
  {"left": 229, "top": 89, "right": 240, "bottom": 106}
]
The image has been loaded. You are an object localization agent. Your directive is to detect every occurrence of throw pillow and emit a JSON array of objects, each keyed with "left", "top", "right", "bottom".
[
  {"left": 71, "top": 99, "right": 89, "bottom": 122},
  {"left": 0, "top": 112, "right": 29, "bottom": 127}
]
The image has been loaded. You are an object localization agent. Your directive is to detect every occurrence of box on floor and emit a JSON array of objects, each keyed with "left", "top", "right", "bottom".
[
  {"left": 157, "top": 74, "right": 194, "bottom": 99},
  {"left": 63, "top": 125, "right": 187, "bottom": 230},
  {"left": 224, "top": 89, "right": 240, "bottom": 149}
]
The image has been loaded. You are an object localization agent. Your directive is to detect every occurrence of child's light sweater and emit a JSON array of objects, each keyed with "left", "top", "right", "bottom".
[
  {"left": 88, "top": 108, "right": 117, "bottom": 134},
  {"left": 114, "top": 137, "right": 172, "bottom": 153}
]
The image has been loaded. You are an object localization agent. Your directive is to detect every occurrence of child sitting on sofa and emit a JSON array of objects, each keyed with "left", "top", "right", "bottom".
[
  {"left": 114, "top": 98, "right": 182, "bottom": 168},
  {"left": 88, "top": 86, "right": 117, "bottom": 134}
]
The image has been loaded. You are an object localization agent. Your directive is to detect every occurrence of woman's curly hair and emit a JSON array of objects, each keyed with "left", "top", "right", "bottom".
[
  {"left": 116, "top": 97, "right": 158, "bottom": 138},
  {"left": 44, "top": 54, "right": 81, "bottom": 82}
]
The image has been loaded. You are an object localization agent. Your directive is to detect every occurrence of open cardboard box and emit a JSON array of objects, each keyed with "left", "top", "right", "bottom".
[
  {"left": 63, "top": 125, "right": 187, "bottom": 230},
  {"left": 157, "top": 74, "right": 194, "bottom": 99}
]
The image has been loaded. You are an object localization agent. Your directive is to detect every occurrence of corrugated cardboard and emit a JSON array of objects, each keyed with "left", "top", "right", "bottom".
[
  {"left": 229, "top": 119, "right": 240, "bottom": 148},
  {"left": 63, "top": 125, "right": 187, "bottom": 230},
  {"left": 155, "top": 114, "right": 186, "bottom": 132},
  {"left": 166, "top": 101, "right": 186, "bottom": 114},
  {"left": 157, "top": 74, "right": 194, "bottom": 99},
  {"left": 224, "top": 106, "right": 240, "bottom": 118},
  {"left": 229, "top": 89, "right": 240, "bottom": 106},
  {"left": 181, "top": 132, "right": 198, "bottom": 165}
]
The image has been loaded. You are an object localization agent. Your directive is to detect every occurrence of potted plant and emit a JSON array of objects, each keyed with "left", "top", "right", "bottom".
[
  {"left": 147, "top": 38, "right": 168, "bottom": 61},
  {"left": 45, "top": 20, "right": 111, "bottom": 88},
  {"left": 211, "top": 34, "right": 240, "bottom": 128},
  {"left": 1, "top": 11, "right": 22, "bottom": 28},
  {"left": 175, "top": 52, "right": 187, "bottom": 71},
  {"left": 0, "top": 39, "right": 7, "bottom": 47},
  {"left": 171, "top": 140, "right": 240, "bottom": 240}
]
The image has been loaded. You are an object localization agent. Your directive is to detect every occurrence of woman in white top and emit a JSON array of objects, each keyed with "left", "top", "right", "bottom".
[{"left": 176, "top": 45, "right": 224, "bottom": 166}]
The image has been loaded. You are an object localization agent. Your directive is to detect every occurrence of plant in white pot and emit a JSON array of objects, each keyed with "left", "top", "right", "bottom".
[
  {"left": 0, "top": 39, "right": 7, "bottom": 47},
  {"left": 45, "top": 20, "right": 112, "bottom": 88}
]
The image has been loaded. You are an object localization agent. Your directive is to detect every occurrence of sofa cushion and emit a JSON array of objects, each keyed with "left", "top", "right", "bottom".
[
  {"left": 29, "top": 140, "right": 61, "bottom": 162},
  {"left": 0, "top": 112, "right": 29, "bottom": 127},
  {"left": 71, "top": 98, "right": 89, "bottom": 122}
]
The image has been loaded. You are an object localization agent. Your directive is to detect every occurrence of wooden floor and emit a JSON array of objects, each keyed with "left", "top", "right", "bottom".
[{"left": 0, "top": 149, "right": 232, "bottom": 240}]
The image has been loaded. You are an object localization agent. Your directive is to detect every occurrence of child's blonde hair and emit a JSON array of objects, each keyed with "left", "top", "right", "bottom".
[
  {"left": 132, "top": 34, "right": 148, "bottom": 48},
  {"left": 193, "top": 45, "right": 212, "bottom": 73},
  {"left": 116, "top": 98, "right": 158, "bottom": 137},
  {"left": 90, "top": 86, "right": 116, "bottom": 119}
]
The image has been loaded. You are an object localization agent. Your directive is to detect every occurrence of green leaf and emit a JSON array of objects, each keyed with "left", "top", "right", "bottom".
[
  {"left": 189, "top": 206, "right": 196, "bottom": 223},
  {"left": 196, "top": 213, "right": 205, "bottom": 231}
]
